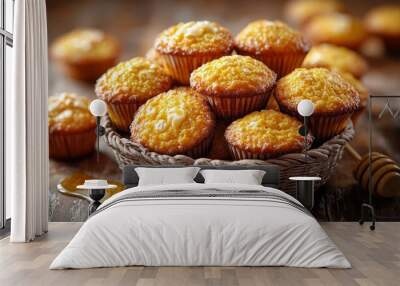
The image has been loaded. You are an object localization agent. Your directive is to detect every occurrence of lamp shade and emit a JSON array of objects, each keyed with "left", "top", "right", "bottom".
[
  {"left": 297, "top": 99, "right": 315, "bottom": 117},
  {"left": 89, "top": 99, "right": 107, "bottom": 117}
]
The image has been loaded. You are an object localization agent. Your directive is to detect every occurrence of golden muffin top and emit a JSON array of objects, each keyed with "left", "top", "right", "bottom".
[
  {"left": 303, "top": 13, "right": 367, "bottom": 48},
  {"left": 130, "top": 88, "right": 215, "bottom": 155},
  {"left": 365, "top": 5, "right": 400, "bottom": 36},
  {"left": 302, "top": 44, "right": 368, "bottom": 78},
  {"left": 48, "top": 93, "right": 96, "bottom": 133},
  {"left": 155, "top": 21, "right": 233, "bottom": 55},
  {"left": 285, "top": 0, "right": 345, "bottom": 26},
  {"left": 51, "top": 29, "right": 120, "bottom": 63},
  {"left": 234, "top": 20, "right": 309, "bottom": 53},
  {"left": 145, "top": 47, "right": 163, "bottom": 66},
  {"left": 95, "top": 57, "right": 172, "bottom": 103},
  {"left": 275, "top": 68, "right": 360, "bottom": 114},
  {"left": 190, "top": 55, "right": 276, "bottom": 96},
  {"left": 225, "top": 110, "right": 305, "bottom": 154},
  {"left": 339, "top": 72, "right": 369, "bottom": 107}
]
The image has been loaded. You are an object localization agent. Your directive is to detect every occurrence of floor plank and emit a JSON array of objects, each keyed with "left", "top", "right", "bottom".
[{"left": 0, "top": 222, "right": 399, "bottom": 286}]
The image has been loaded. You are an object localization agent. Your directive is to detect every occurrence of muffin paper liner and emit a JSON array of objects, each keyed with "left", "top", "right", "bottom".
[
  {"left": 158, "top": 53, "right": 226, "bottom": 85},
  {"left": 309, "top": 114, "right": 352, "bottom": 141},
  {"left": 206, "top": 91, "right": 272, "bottom": 120},
  {"left": 277, "top": 102, "right": 353, "bottom": 141},
  {"left": 183, "top": 133, "right": 214, "bottom": 159},
  {"left": 49, "top": 129, "right": 96, "bottom": 160},
  {"left": 243, "top": 51, "right": 306, "bottom": 78},
  {"left": 58, "top": 57, "right": 117, "bottom": 82},
  {"left": 107, "top": 102, "right": 144, "bottom": 132}
]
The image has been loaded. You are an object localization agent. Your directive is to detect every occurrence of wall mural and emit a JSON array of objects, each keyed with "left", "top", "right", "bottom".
[{"left": 47, "top": 0, "right": 400, "bottom": 222}]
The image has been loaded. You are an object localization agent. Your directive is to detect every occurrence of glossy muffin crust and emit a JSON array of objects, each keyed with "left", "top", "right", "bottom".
[
  {"left": 275, "top": 68, "right": 360, "bottom": 115},
  {"left": 95, "top": 57, "right": 172, "bottom": 103},
  {"left": 48, "top": 93, "right": 96, "bottom": 134},
  {"left": 130, "top": 88, "right": 215, "bottom": 156},
  {"left": 235, "top": 20, "right": 309, "bottom": 54},
  {"left": 303, "top": 13, "right": 367, "bottom": 49},
  {"left": 285, "top": 0, "right": 345, "bottom": 26},
  {"left": 302, "top": 44, "right": 368, "bottom": 78},
  {"left": 190, "top": 55, "right": 276, "bottom": 97},
  {"left": 155, "top": 21, "right": 233, "bottom": 56},
  {"left": 225, "top": 110, "right": 306, "bottom": 158}
]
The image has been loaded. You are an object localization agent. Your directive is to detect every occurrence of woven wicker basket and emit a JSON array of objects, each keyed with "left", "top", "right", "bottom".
[{"left": 103, "top": 115, "right": 354, "bottom": 194}]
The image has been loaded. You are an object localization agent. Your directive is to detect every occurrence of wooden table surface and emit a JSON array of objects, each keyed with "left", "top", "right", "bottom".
[{"left": 46, "top": 0, "right": 400, "bottom": 222}]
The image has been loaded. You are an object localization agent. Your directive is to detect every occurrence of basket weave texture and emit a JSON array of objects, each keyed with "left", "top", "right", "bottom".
[{"left": 103, "top": 115, "right": 354, "bottom": 194}]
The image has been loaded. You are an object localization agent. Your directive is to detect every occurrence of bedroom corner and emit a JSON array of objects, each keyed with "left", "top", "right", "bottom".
[{"left": 1, "top": 0, "right": 400, "bottom": 285}]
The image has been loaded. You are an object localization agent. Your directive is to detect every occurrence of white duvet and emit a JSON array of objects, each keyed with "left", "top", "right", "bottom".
[{"left": 50, "top": 183, "right": 350, "bottom": 269}]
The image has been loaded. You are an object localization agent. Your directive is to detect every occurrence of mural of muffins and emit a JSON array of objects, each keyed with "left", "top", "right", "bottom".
[
  {"left": 303, "top": 13, "right": 367, "bottom": 50},
  {"left": 302, "top": 44, "right": 368, "bottom": 79},
  {"left": 225, "top": 110, "right": 308, "bottom": 160},
  {"left": 190, "top": 55, "right": 276, "bottom": 120},
  {"left": 95, "top": 57, "right": 172, "bottom": 132},
  {"left": 284, "top": 0, "right": 345, "bottom": 27},
  {"left": 48, "top": 93, "right": 96, "bottom": 159},
  {"left": 275, "top": 68, "right": 360, "bottom": 141},
  {"left": 130, "top": 87, "right": 215, "bottom": 158},
  {"left": 234, "top": 20, "right": 309, "bottom": 77},
  {"left": 51, "top": 28, "right": 120, "bottom": 81},
  {"left": 364, "top": 5, "right": 400, "bottom": 54},
  {"left": 154, "top": 21, "right": 234, "bottom": 85},
  {"left": 339, "top": 72, "right": 369, "bottom": 124}
]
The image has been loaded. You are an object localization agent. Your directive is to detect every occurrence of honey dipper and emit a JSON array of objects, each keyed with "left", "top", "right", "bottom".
[{"left": 345, "top": 144, "right": 400, "bottom": 197}]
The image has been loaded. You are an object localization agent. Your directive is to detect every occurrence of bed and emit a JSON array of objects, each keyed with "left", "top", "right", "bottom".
[{"left": 50, "top": 165, "right": 350, "bottom": 269}]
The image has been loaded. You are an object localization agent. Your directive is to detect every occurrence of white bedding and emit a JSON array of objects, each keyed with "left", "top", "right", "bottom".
[{"left": 50, "top": 183, "right": 350, "bottom": 269}]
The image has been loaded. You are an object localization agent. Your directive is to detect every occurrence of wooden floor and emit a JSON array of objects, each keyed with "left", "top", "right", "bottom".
[{"left": 0, "top": 223, "right": 399, "bottom": 286}]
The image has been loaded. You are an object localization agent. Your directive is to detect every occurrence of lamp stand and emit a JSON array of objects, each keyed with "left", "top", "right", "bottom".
[
  {"left": 95, "top": 116, "right": 105, "bottom": 163},
  {"left": 303, "top": 116, "right": 308, "bottom": 164}
]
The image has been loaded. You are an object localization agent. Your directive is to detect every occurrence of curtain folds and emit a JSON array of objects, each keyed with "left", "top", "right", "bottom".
[{"left": 8, "top": 0, "right": 49, "bottom": 242}]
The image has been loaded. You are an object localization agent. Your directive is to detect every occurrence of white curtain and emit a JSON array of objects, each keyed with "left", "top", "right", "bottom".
[{"left": 8, "top": 0, "right": 49, "bottom": 242}]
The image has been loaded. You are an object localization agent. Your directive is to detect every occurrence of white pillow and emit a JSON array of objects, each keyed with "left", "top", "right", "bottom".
[
  {"left": 135, "top": 167, "right": 200, "bottom": 186},
  {"left": 200, "top": 169, "right": 266, "bottom": 185}
]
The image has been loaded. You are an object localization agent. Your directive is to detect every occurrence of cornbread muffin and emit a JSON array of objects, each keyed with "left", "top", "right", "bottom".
[
  {"left": 145, "top": 47, "right": 163, "bottom": 66},
  {"left": 234, "top": 20, "right": 309, "bottom": 77},
  {"left": 275, "top": 68, "right": 360, "bottom": 140},
  {"left": 225, "top": 110, "right": 309, "bottom": 160},
  {"left": 48, "top": 93, "right": 96, "bottom": 159},
  {"left": 51, "top": 28, "right": 120, "bottom": 81},
  {"left": 365, "top": 5, "right": 400, "bottom": 53},
  {"left": 339, "top": 72, "right": 369, "bottom": 124},
  {"left": 284, "top": 0, "right": 345, "bottom": 27},
  {"left": 303, "top": 13, "right": 367, "bottom": 49},
  {"left": 130, "top": 88, "right": 215, "bottom": 158},
  {"left": 95, "top": 57, "right": 172, "bottom": 132},
  {"left": 154, "top": 21, "right": 233, "bottom": 84},
  {"left": 190, "top": 55, "right": 276, "bottom": 119},
  {"left": 302, "top": 44, "right": 368, "bottom": 78}
]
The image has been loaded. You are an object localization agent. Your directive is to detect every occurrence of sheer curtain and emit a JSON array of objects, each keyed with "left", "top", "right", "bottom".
[{"left": 8, "top": 0, "right": 49, "bottom": 242}]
